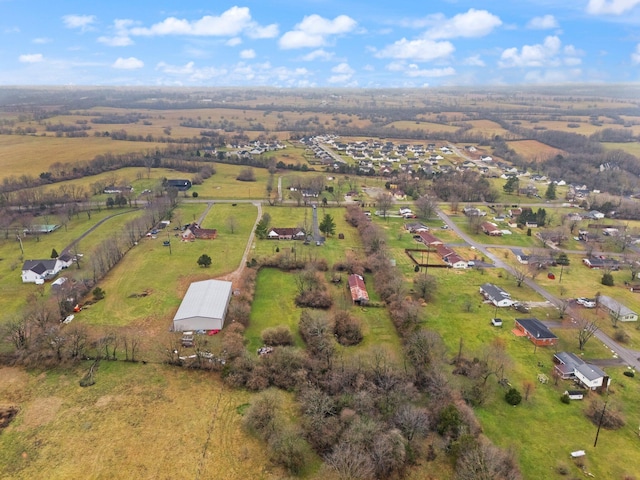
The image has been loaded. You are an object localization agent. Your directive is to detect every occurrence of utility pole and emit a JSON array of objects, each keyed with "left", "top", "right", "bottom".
[{"left": 594, "top": 399, "right": 608, "bottom": 447}]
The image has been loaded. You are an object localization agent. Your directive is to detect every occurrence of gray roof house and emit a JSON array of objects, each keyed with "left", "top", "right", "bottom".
[
  {"left": 172, "top": 279, "right": 233, "bottom": 331},
  {"left": 597, "top": 295, "right": 638, "bottom": 322},
  {"left": 479, "top": 283, "right": 514, "bottom": 307},
  {"left": 554, "top": 351, "right": 609, "bottom": 391}
]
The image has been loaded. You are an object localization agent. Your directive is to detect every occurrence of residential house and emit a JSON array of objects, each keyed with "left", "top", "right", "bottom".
[
  {"left": 267, "top": 228, "right": 306, "bottom": 240},
  {"left": 418, "top": 231, "right": 444, "bottom": 246},
  {"left": 463, "top": 206, "right": 486, "bottom": 217},
  {"left": 554, "top": 352, "right": 609, "bottom": 392},
  {"left": 405, "top": 222, "right": 429, "bottom": 233},
  {"left": 597, "top": 295, "right": 638, "bottom": 322},
  {"left": 479, "top": 283, "right": 514, "bottom": 307},
  {"left": 514, "top": 318, "right": 558, "bottom": 347},
  {"left": 585, "top": 210, "right": 605, "bottom": 220},
  {"left": 481, "top": 222, "right": 503, "bottom": 236},
  {"left": 21, "top": 259, "right": 65, "bottom": 284},
  {"left": 582, "top": 257, "right": 620, "bottom": 270},
  {"left": 348, "top": 274, "right": 369, "bottom": 305},
  {"left": 181, "top": 223, "right": 218, "bottom": 241},
  {"left": 166, "top": 179, "right": 192, "bottom": 191}
]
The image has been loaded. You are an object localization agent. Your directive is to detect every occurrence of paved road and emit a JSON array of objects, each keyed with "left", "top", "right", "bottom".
[{"left": 437, "top": 208, "right": 640, "bottom": 371}]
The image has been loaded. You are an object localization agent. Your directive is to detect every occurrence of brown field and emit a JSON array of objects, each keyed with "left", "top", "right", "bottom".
[
  {"left": 517, "top": 119, "right": 637, "bottom": 136},
  {"left": 0, "top": 364, "right": 289, "bottom": 480},
  {"left": 0, "top": 135, "right": 165, "bottom": 179},
  {"left": 507, "top": 139, "right": 565, "bottom": 161},
  {"left": 467, "top": 119, "right": 509, "bottom": 137},
  {"left": 384, "top": 120, "right": 459, "bottom": 133}
]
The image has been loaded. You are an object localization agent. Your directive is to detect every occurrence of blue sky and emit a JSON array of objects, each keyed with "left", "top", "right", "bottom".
[{"left": 2, "top": 0, "right": 640, "bottom": 87}]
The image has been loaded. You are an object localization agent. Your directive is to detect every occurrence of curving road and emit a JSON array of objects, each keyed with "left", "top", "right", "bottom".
[{"left": 437, "top": 208, "right": 640, "bottom": 371}]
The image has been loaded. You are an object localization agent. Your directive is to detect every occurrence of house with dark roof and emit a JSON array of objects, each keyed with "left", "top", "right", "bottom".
[
  {"left": 479, "top": 283, "right": 514, "bottom": 307},
  {"left": 267, "top": 228, "right": 306, "bottom": 240},
  {"left": 21, "top": 259, "right": 63, "bottom": 284},
  {"left": 554, "top": 351, "right": 609, "bottom": 392},
  {"left": 348, "top": 274, "right": 369, "bottom": 305},
  {"left": 166, "top": 179, "right": 192, "bottom": 191},
  {"left": 582, "top": 257, "right": 620, "bottom": 270},
  {"left": 181, "top": 223, "right": 218, "bottom": 241},
  {"left": 514, "top": 318, "right": 558, "bottom": 347}
]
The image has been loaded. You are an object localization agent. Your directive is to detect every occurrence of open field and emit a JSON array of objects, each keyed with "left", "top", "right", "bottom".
[
  {"left": 0, "top": 362, "right": 289, "bottom": 480},
  {"left": 0, "top": 135, "right": 165, "bottom": 179},
  {"left": 507, "top": 139, "right": 565, "bottom": 161},
  {"left": 384, "top": 120, "right": 459, "bottom": 133}
]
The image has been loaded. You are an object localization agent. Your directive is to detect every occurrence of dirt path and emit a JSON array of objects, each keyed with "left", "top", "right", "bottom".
[
  {"left": 219, "top": 202, "right": 262, "bottom": 287},
  {"left": 62, "top": 208, "right": 140, "bottom": 254}
]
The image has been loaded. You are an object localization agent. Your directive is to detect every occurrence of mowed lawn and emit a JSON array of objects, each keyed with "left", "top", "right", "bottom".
[{"left": 0, "top": 363, "right": 281, "bottom": 480}]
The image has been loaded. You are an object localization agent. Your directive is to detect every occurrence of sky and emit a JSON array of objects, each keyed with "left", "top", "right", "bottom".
[{"left": 1, "top": 0, "right": 640, "bottom": 87}]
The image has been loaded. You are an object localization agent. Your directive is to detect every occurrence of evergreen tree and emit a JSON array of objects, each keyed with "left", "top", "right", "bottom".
[
  {"left": 51, "top": 248, "right": 59, "bottom": 259},
  {"left": 319, "top": 214, "right": 336, "bottom": 237},
  {"left": 503, "top": 176, "right": 519, "bottom": 194},
  {"left": 545, "top": 182, "right": 557, "bottom": 200},
  {"left": 197, "top": 254, "right": 212, "bottom": 268}
]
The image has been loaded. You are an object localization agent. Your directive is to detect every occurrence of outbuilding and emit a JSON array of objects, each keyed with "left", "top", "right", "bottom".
[{"left": 172, "top": 279, "right": 233, "bottom": 331}]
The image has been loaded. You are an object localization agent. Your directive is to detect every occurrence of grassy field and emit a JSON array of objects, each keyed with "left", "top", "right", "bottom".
[
  {"left": 0, "top": 362, "right": 288, "bottom": 480},
  {"left": 0, "top": 135, "right": 165, "bottom": 179},
  {"left": 78, "top": 202, "right": 257, "bottom": 330}
]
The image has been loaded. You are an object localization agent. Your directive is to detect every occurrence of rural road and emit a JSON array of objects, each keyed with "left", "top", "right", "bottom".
[
  {"left": 437, "top": 208, "right": 640, "bottom": 371},
  {"left": 62, "top": 208, "right": 140, "bottom": 255}
]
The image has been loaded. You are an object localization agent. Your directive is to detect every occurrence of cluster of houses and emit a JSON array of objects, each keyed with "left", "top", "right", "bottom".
[
  {"left": 231, "top": 140, "right": 287, "bottom": 158},
  {"left": 412, "top": 227, "right": 469, "bottom": 269}
]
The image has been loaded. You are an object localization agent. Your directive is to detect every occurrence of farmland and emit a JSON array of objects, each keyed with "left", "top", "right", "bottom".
[{"left": 1, "top": 87, "right": 640, "bottom": 479}]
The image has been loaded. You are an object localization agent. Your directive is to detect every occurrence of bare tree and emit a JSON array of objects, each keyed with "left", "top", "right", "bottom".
[
  {"left": 226, "top": 215, "right": 237, "bottom": 234},
  {"left": 513, "top": 265, "right": 527, "bottom": 287},
  {"left": 456, "top": 437, "right": 521, "bottom": 480},
  {"left": 577, "top": 316, "right": 599, "bottom": 350},
  {"left": 375, "top": 192, "right": 395, "bottom": 219},
  {"left": 324, "top": 443, "right": 374, "bottom": 480},
  {"left": 415, "top": 194, "right": 437, "bottom": 220}
]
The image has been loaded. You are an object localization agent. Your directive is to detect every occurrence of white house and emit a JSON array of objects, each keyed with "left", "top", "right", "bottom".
[
  {"left": 598, "top": 295, "right": 638, "bottom": 322},
  {"left": 479, "top": 283, "right": 514, "bottom": 307},
  {"left": 554, "top": 352, "right": 609, "bottom": 392},
  {"left": 21, "top": 259, "right": 67, "bottom": 284}
]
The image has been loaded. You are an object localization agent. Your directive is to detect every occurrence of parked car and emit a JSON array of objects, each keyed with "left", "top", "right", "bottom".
[
  {"left": 491, "top": 318, "right": 503, "bottom": 327},
  {"left": 576, "top": 297, "right": 596, "bottom": 308},
  {"left": 513, "top": 302, "right": 530, "bottom": 313}
]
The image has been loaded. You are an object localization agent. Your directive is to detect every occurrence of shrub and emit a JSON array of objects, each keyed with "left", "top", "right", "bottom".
[
  {"left": 261, "top": 326, "right": 294, "bottom": 347},
  {"left": 561, "top": 393, "right": 571, "bottom": 404},
  {"left": 585, "top": 399, "right": 625, "bottom": 429},
  {"left": 556, "top": 461, "right": 570, "bottom": 475},
  {"left": 623, "top": 370, "right": 635, "bottom": 378},
  {"left": 601, "top": 272, "right": 614, "bottom": 286},
  {"left": 333, "top": 311, "right": 363, "bottom": 346},
  {"left": 614, "top": 329, "right": 630, "bottom": 344},
  {"left": 505, "top": 388, "right": 522, "bottom": 406}
]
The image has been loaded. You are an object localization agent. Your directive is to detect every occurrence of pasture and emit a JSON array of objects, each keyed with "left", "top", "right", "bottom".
[{"left": 0, "top": 135, "right": 165, "bottom": 179}]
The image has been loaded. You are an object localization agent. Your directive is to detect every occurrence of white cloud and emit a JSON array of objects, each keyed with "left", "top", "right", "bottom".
[
  {"left": 129, "top": 7, "right": 277, "bottom": 38},
  {"left": 98, "top": 19, "right": 136, "bottom": 47},
  {"left": 240, "top": 49, "right": 256, "bottom": 59},
  {"left": 405, "top": 65, "right": 456, "bottom": 78},
  {"left": 301, "top": 49, "right": 334, "bottom": 61},
  {"left": 32, "top": 37, "right": 52, "bottom": 44},
  {"left": 156, "top": 61, "right": 196, "bottom": 75},
  {"left": 98, "top": 35, "right": 133, "bottom": 47},
  {"left": 386, "top": 61, "right": 455, "bottom": 77},
  {"left": 112, "top": 57, "right": 144, "bottom": 69},
  {"left": 499, "top": 36, "right": 565, "bottom": 67},
  {"left": 226, "top": 38, "right": 242, "bottom": 46},
  {"left": 279, "top": 14, "right": 357, "bottom": 49},
  {"left": 424, "top": 9, "right": 502, "bottom": 40},
  {"left": 587, "top": 0, "right": 640, "bottom": 15},
  {"left": 376, "top": 38, "right": 454, "bottom": 61},
  {"left": 632, "top": 43, "right": 640, "bottom": 64},
  {"left": 328, "top": 62, "right": 354, "bottom": 84},
  {"left": 527, "top": 15, "right": 559, "bottom": 29},
  {"left": 62, "top": 14, "right": 96, "bottom": 31},
  {"left": 332, "top": 62, "right": 354, "bottom": 75},
  {"left": 19, "top": 53, "right": 43, "bottom": 63},
  {"left": 463, "top": 55, "right": 485, "bottom": 67},
  {"left": 523, "top": 68, "right": 582, "bottom": 83}
]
